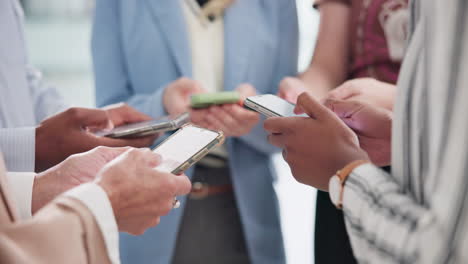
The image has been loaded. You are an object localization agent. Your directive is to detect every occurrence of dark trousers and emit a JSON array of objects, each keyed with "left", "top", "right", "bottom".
[
  {"left": 314, "top": 190, "right": 357, "bottom": 264},
  {"left": 172, "top": 165, "right": 251, "bottom": 264}
]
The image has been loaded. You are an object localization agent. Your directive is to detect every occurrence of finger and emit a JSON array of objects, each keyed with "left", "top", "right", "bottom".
[
  {"left": 130, "top": 148, "right": 161, "bottom": 168},
  {"left": 68, "top": 107, "right": 113, "bottom": 130},
  {"left": 323, "top": 99, "right": 365, "bottom": 120},
  {"left": 236, "top": 83, "right": 257, "bottom": 100},
  {"left": 327, "top": 83, "right": 359, "bottom": 100},
  {"left": 293, "top": 104, "right": 306, "bottom": 115},
  {"left": 263, "top": 117, "right": 295, "bottom": 134},
  {"left": 105, "top": 103, "right": 153, "bottom": 126},
  {"left": 224, "top": 104, "right": 259, "bottom": 125},
  {"left": 210, "top": 106, "right": 239, "bottom": 129},
  {"left": 179, "top": 78, "right": 205, "bottom": 94},
  {"left": 92, "top": 146, "right": 132, "bottom": 162},
  {"left": 267, "top": 133, "right": 287, "bottom": 148},
  {"left": 172, "top": 174, "right": 192, "bottom": 195},
  {"left": 296, "top": 92, "right": 334, "bottom": 120},
  {"left": 205, "top": 112, "right": 231, "bottom": 134},
  {"left": 189, "top": 109, "right": 210, "bottom": 123}
]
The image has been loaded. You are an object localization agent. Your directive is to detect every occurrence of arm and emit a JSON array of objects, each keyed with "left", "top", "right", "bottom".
[
  {"left": 92, "top": 0, "right": 166, "bottom": 117},
  {"left": 342, "top": 162, "right": 464, "bottom": 264},
  {"left": 301, "top": 1, "right": 352, "bottom": 98},
  {"left": 279, "top": 1, "right": 352, "bottom": 102},
  {"left": 0, "top": 192, "right": 114, "bottom": 264}
]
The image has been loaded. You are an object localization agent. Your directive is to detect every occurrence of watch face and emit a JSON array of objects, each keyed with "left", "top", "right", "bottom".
[{"left": 329, "top": 175, "right": 341, "bottom": 206}]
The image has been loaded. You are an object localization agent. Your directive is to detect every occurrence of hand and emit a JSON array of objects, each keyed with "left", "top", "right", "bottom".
[
  {"left": 96, "top": 148, "right": 192, "bottom": 235},
  {"left": 190, "top": 84, "right": 260, "bottom": 137},
  {"left": 35, "top": 107, "right": 158, "bottom": 172},
  {"left": 277, "top": 77, "right": 308, "bottom": 104},
  {"left": 324, "top": 99, "right": 392, "bottom": 166},
  {"left": 32, "top": 146, "right": 131, "bottom": 214},
  {"left": 103, "top": 102, "right": 153, "bottom": 127},
  {"left": 163, "top": 78, "right": 205, "bottom": 116},
  {"left": 326, "top": 78, "right": 397, "bottom": 110},
  {"left": 264, "top": 92, "right": 369, "bottom": 190}
]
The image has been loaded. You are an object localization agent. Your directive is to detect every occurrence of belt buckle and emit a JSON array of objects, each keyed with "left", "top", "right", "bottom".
[{"left": 190, "top": 182, "right": 209, "bottom": 200}]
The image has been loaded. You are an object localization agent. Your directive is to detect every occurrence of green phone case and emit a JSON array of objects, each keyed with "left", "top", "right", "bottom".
[{"left": 190, "top": 91, "right": 241, "bottom": 109}]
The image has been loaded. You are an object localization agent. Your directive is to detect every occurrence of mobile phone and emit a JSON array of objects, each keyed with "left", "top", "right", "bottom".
[
  {"left": 244, "top": 94, "right": 303, "bottom": 117},
  {"left": 95, "top": 113, "right": 190, "bottom": 138},
  {"left": 153, "top": 124, "right": 225, "bottom": 174},
  {"left": 190, "top": 91, "right": 240, "bottom": 109}
]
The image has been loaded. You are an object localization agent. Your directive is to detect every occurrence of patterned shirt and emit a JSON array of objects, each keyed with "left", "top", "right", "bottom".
[
  {"left": 314, "top": 0, "right": 409, "bottom": 84},
  {"left": 342, "top": 0, "right": 468, "bottom": 262}
]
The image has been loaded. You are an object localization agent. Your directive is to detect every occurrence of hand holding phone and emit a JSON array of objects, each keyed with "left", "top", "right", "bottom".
[
  {"left": 190, "top": 91, "right": 241, "bottom": 109},
  {"left": 95, "top": 113, "right": 190, "bottom": 138},
  {"left": 244, "top": 94, "right": 306, "bottom": 118}
]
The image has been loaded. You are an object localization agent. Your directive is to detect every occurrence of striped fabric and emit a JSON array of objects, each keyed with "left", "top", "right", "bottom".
[{"left": 341, "top": 0, "right": 468, "bottom": 263}]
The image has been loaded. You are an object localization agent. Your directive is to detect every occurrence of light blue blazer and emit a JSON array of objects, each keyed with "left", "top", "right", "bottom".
[{"left": 92, "top": 0, "right": 298, "bottom": 263}]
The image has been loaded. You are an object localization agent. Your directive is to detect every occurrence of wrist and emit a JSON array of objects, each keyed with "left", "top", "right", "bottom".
[
  {"left": 329, "top": 160, "right": 371, "bottom": 209},
  {"left": 31, "top": 170, "right": 57, "bottom": 213}
]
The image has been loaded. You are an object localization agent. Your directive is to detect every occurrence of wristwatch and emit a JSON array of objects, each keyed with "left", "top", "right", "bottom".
[{"left": 329, "top": 160, "right": 370, "bottom": 209}]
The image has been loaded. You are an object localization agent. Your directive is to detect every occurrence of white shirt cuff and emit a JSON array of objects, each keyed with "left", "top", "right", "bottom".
[
  {"left": 6, "top": 172, "right": 35, "bottom": 220},
  {"left": 64, "top": 183, "right": 120, "bottom": 264},
  {"left": 0, "top": 128, "right": 36, "bottom": 172}
]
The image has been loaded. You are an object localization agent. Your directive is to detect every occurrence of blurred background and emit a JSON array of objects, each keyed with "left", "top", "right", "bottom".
[{"left": 21, "top": 0, "right": 319, "bottom": 263}]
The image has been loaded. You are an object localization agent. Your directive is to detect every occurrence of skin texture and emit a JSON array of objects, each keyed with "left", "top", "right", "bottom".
[
  {"left": 163, "top": 77, "right": 206, "bottom": 116},
  {"left": 264, "top": 93, "right": 368, "bottom": 191},
  {"left": 278, "top": 2, "right": 352, "bottom": 103},
  {"left": 326, "top": 78, "right": 397, "bottom": 110},
  {"left": 33, "top": 147, "right": 192, "bottom": 235},
  {"left": 190, "top": 84, "right": 260, "bottom": 137},
  {"left": 96, "top": 148, "right": 192, "bottom": 235},
  {"left": 162, "top": 77, "right": 260, "bottom": 137},
  {"left": 323, "top": 98, "right": 393, "bottom": 166},
  {"left": 32, "top": 146, "right": 131, "bottom": 214},
  {"left": 35, "top": 104, "right": 158, "bottom": 172}
]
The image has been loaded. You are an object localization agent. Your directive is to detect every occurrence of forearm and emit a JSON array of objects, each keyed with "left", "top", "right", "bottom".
[
  {"left": 0, "top": 189, "right": 116, "bottom": 264},
  {"left": 342, "top": 164, "right": 458, "bottom": 263},
  {"left": 299, "top": 65, "right": 347, "bottom": 100},
  {"left": 237, "top": 118, "right": 281, "bottom": 155}
]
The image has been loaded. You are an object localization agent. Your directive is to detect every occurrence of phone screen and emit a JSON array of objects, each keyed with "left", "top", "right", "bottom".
[
  {"left": 153, "top": 126, "right": 220, "bottom": 173},
  {"left": 249, "top": 94, "right": 297, "bottom": 117}
]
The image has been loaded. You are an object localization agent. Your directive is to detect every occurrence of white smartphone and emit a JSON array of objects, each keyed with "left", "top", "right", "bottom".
[
  {"left": 95, "top": 113, "right": 190, "bottom": 138},
  {"left": 244, "top": 94, "right": 304, "bottom": 117},
  {"left": 153, "top": 124, "right": 225, "bottom": 174}
]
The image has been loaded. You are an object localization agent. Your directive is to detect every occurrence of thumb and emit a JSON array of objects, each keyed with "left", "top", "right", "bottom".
[
  {"left": 323, "top": 99, "right": 364, "bottom": 120},
  {"left": 327, "top": 82, "right": 360, "bottom": 100},
  {"left": 236, "top": 84, "right": 257, "bottom": 100},
  {"left": 296, "top": 92, "right": 333, "bottom": 120},
  {"left": 70, "top": 108, "right": 113, "bottom": 130},
  {"left": 172, "top": 175, "right": 192, "bottom": 196}
]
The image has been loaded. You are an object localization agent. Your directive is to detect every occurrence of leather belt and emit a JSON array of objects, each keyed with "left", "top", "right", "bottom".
[{"left": 190, "top": 182, "right": 233, "bottom": 199}]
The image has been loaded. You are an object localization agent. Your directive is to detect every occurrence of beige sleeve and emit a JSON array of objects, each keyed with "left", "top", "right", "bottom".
[{"left": 0, "top": 196, "right": 112, "bottom": 264}]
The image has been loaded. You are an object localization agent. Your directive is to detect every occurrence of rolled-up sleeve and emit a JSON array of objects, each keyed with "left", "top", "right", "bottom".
[
  {"left": 6, "top": 172, "right": 35, "bottom": 220},
  {"left": 65, "top": 183, "right": 120, "bottom": 264}
]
